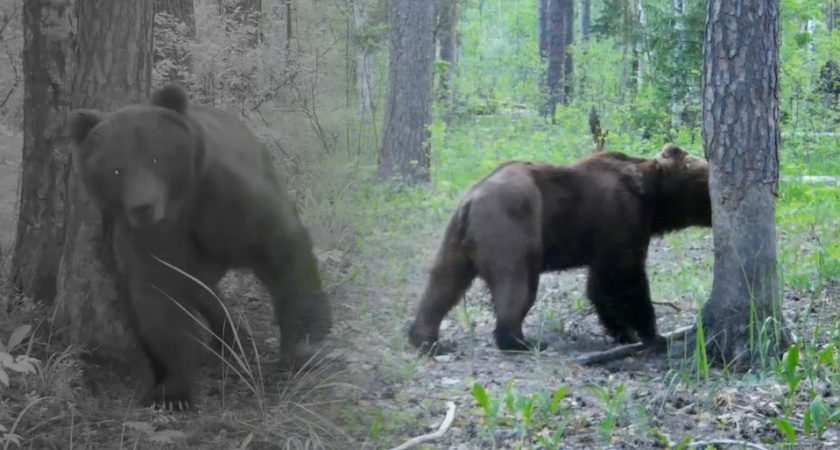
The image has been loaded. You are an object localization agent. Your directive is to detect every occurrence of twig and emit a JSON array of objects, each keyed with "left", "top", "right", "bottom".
[
  {"left": 570, "top": 325, "right": 696, "bottom": 366},
  {"left": 687, "top": 438, "right": 769, "bottom": 450},
  {"left": 388, "top": 401, "right": 457, "bottom": 450},
  {"left": 651, "top": 300, "right": 681, "bottom": 311}
]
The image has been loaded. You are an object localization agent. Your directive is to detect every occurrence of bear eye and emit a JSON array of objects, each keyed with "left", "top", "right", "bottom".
[
  {"left": 152, "top": 157, "right": 158, "bottom": 165},
  {"left": 113, "top": 169, "right": 121, "bottom": 176}
]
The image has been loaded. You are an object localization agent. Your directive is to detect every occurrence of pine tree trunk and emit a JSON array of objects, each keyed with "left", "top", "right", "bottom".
[
  {"left": 581, "top": 0, "right": 591, "bottom": 41},
  {"left": 376, "top": 0, "right": 433, "bottom": 184},
  {"left": 11, "top": 0, "right": 75, "bottom": 305},
  {"left": 55, "top": 0, "right": 154, "bottom": 362},
  {"left": 698, "top": 0, "right": 790, "bottom": 367},
  {"left": 670, "top": 0, "right": 685, "bottom": 130}
]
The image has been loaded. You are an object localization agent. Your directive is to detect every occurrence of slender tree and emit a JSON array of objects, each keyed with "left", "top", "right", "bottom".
[
  {"left": 11, "top": 0, "right": 76, "bottom": 305},
  {"left": 376, "top": 0, "right": 433, "bottom": 184},
  {"left": 55, "top": 0, "right": 154, "bottom": 361},
  {"left": 544, "top": 0, "right": 574, "bottom": 120},
  {"left": 435, "top": 0, "right": 458, "bottom": 124},
  {"left": 581, "top": 0, "right": 591, "bottom": 41},
  {"left": 698, "top": 0, "right": 790, "bottom": 366}
]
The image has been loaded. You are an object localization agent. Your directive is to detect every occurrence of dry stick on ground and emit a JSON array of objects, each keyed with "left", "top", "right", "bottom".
[
  {"left": 651, "top": 300, "right": 681, "bottom": 311},
  {"left": 570, "top": 325, "right": 696, "bottom": 365},
  {"left": 388, "top": 401, "right": 457, "bottom": 450},
  {"left": 687, "top": 439, "right": 769, "bottom": 450}
]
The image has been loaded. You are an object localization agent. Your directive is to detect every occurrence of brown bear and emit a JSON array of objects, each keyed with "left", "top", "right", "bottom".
[
  {"left": 68, "top": 85, "right": 332, "bottom": 411},
  {"left": 408, "top": 144, "right": 711, "bottom": 353}
]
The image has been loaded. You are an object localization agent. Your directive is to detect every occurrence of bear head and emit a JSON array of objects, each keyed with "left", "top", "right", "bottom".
[
  {"left": 651, "top": 144, "right": 712, "bottom": 234},
  {"left": 68, "top": 85, "right": 205, "bottom": 228}
]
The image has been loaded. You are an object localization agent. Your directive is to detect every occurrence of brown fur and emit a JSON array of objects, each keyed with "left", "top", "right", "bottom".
[
  {"left": 68, "top": 85, "right": 332, "bottom": 411},
  {"left": 408, "top": 144, "right": 711, "bottom": 353}
]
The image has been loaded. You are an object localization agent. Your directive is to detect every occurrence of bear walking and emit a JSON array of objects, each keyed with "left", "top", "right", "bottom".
[
  {"left": 68, "top": 85, "right": 332, "bottom": 410},
  {"left": 408, "top": 145, "right": 711, "bottom": 353}
]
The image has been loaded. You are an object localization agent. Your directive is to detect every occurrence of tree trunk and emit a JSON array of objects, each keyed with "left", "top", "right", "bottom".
[
  {"left": 635, "top": 0, "right": 644, "bottom": 91},
  {"left": 219, "top": 0, "right": 262, "bottom": 47},
  {"left": 11, "top": 0, "right": 75, "bottom": 305},
  {"left": 544, "top": 0, "right": 573, "bottom": 120},
  {"left": 581, "top": 0, "right": 591, "bottom": 41},
  {"left": 538, "top": 0, "right": 549, "bottom": 58},
  {"left": 153, "top": 0, "right": 195, "bottom": 86},
  {"left": 55, "top": 0, "right": 154, "bottom": 362},
  {"left": 670, "top": 0, "right": 685, "bottom": 130},
  {"left": 830, "top": 0, "right": 836, "bottom": 35},
  {"left": 699, "top": 0, "right": 790, "bottom": 367},
  {"left": 376, "top": 0, "right": 433, "bottom": 184},
  {"left": 353, "top": 0, "right": 373, "bottom": 115},
  {"left": 435, "top": 0, "right": 457, "bottom": 125}
]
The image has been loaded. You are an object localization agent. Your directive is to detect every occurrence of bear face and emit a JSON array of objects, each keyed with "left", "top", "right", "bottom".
[
  {"left": 69, "top": 90, "right": 202, "bottom": 228},
  {"left": 651, "top": 144, "right": 712, "bottom": 235}
]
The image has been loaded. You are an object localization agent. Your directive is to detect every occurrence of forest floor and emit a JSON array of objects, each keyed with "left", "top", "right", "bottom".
[{"left": 2, "top": 130, "right": 840, "bottom": 450}]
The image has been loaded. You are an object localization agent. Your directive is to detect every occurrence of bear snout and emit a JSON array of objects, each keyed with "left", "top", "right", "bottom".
[{"left": 127, "top": 202, "right": 165, "bottom": 227}]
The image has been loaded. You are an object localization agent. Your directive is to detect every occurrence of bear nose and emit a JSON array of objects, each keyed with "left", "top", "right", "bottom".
[{"left": 129, "top": 204, "right": 155, "bottom": 223}]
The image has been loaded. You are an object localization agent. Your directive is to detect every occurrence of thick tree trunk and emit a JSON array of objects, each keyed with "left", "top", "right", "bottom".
[
  {"left": 376, "top": 0, "right": 433, "bottom": 184},
  {"left": 153, "top": 0, "right": 195, "bottom": 86},
  {"left": 699, "top": 0, "right": 790, "bottom": 367},
  {"left": 11, "top": 0, "right": 75, "bottom": 305},
  {"left": 435, "top": 0, "right": 457, "bottom": 125},
  {"left": 55, "top": 0, "right": 154, "bottom": 362}
]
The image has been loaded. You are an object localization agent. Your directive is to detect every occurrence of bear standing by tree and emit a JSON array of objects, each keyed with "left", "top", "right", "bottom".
[
  {"left": 408, "top": 144, "right": 711, "bottom": 353},
  {"left": 68, "top": 85, "right": 332, "bottom": 411}
]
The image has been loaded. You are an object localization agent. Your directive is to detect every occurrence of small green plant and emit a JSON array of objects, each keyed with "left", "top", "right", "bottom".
[
  {"left": 588, "top": 382, "right": 627, "bottom": 442},
  {"left": 0, "top": 324, "right": 39, "bottom": 388}
]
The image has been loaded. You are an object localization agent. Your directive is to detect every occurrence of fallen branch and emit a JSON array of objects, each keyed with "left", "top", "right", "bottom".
[
  {"left": 651, "top": 300, "right": 681, "bottom": 312},
  {"left": 687, "top": 438, "right": 769, "bottom": 450},
  {"left": 388, "top": 401, "right": 457, "bottom": 450},
  {"left": 780, "top": 175, "right": 840, "bottom": 185},
  {"left": 570, "top": 325, "right": 696, "bottom": 366}
]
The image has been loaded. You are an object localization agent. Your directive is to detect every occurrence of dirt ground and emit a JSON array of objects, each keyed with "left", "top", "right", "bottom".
[{"left": 1, "top": 133, "right": 838, "bottom": 449}]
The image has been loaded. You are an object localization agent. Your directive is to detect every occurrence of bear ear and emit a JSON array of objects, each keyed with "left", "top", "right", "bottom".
[
  {"left": 150, "top": 84, "right": 189, "bottom": 114},
  {"left": 68, "top": 109, "right": 104, "bottom": 146},
  {"left": 660, "top": 144, "right": 687, "bottom": 159}
]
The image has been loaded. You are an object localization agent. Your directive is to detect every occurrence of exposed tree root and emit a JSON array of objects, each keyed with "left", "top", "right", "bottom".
[{"left": 570, "top": 325, "right": 696, "bottom": 365}]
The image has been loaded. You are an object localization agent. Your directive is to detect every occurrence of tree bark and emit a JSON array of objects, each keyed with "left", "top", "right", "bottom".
[
  {"left": 11, "top": 0, "right": 75, "bottom": 305},
  {"left": 434, "top": 0, "right": 457, "bottom": 125},
  {"left": 544, "top": 0, "right": 574, "bottom": 120},
  {"left": 376, "top": 0, "right": 433, "bottom": 184},
  {"left": 698, "top": 0, "right": 790, "bottom": 367},
  {"left": 55, "top": 0, "right": 154, "bottom": 362}
]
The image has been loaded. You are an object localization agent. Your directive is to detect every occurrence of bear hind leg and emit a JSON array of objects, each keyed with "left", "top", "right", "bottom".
[
  {"left": 408, "top": 248, "right": 478, "bottom": 354},
  {"left": 484, "top": 249, "right": 544, "bottom": 352}
]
